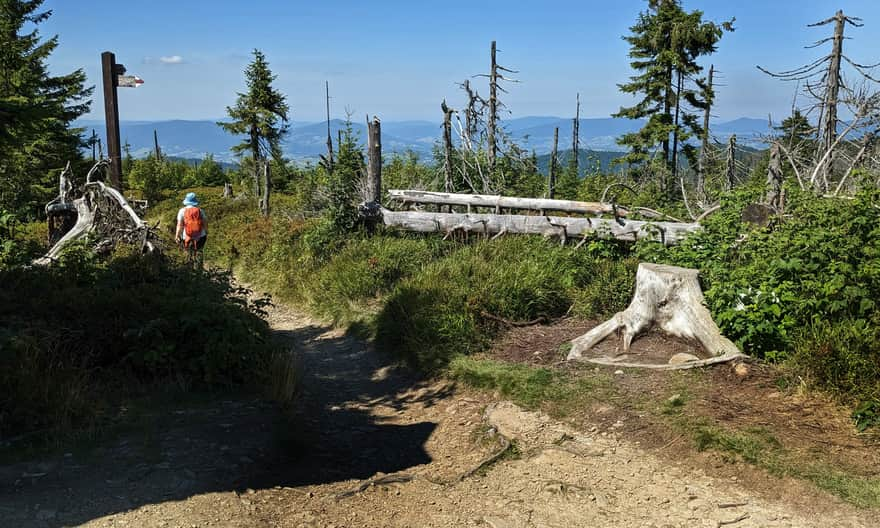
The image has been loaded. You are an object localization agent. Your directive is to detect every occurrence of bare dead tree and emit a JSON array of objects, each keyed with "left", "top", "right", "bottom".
[
  {"left": 725, "top": 134, "right": 736, "bottom": 191},
  {"left": 153, "top": 129, "right": 162, "bottom": 160},
  {"left": 366, "top": 116, "right": 382, "bottom": 205},
  {"left": 458, "top": 79, "right": 484, "bottom": 151},
  {"left": 766, "top": 143, "right": 784, "bottom": 211},
  {"left": 697, "top": 65, "right": 715, "bottom": 195},
  {"left": 549, "top": 127, "right": 559, "bottom": 199},
  {"left": 759, "top": 10, "right": 880, "bottom": 191},
  {"left": 476, "top": 41, "right": 519, "bottom": 180},
  {"left": 321, "top": 80, "right": 334, "bottom": 173},
  {"left": 572, "top": 93, "right": 580, "bottom": 177},
  {"left": 441, "top": 100, "right": 455, "bottom": 194}
]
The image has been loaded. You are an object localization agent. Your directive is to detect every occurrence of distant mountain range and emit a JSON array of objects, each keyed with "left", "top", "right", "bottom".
[{"left": 74, "top": 116, "right": 776, "bottom": 164}]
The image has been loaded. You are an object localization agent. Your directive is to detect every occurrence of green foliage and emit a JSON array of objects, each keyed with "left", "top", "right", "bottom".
[
  {"left": 636, "top": 185, "right": 880, "bottom": 411},
  {"left": 0, "top": 211, "right": 44, "bottom": 268},
  {"left": 852, "top": 400, "right": 880, "bottom": 433},
  {"left": 326, "top": 121, "right": 364, "bottom": 231},
  {"left": 614, "top": 0, "right": 732, "bottom": 167},
  {"left": 0, "top": 246, "right": 276, "bottom": 440},
  {"left": 0, "top": 0, "right": 93, "bottom": 218},
  {"left": 218, "top": 49, "right": 289, "bottom": 162}
]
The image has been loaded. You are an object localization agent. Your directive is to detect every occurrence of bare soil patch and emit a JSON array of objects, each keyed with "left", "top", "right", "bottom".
[{"left": 486, "top": 317, "right": 880, "bottom": 511}]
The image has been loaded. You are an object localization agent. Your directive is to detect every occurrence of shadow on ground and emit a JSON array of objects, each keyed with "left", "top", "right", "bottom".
[{"left": 0, "top": 318, "right": 449, "bottom": 527}]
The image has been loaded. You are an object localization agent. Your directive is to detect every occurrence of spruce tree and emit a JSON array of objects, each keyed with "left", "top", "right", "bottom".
[
  {"left": 614, "top": 1, "right": 732, "bottom": 181},
  {"left": 0, "top": 0, "right": 92, "bottom": 218},
  {"left": 218, "top": 49, "right": 289, "bottom": 216}
]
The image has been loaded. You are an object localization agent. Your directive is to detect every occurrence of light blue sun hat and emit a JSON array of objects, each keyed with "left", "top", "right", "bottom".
[{"left": 182, "top": 192, "right": 199, "bottom": 206}]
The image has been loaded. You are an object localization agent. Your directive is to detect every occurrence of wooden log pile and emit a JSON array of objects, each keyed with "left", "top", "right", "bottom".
[{"left": 382, "top": 190, "right": 701, "bottom": 246}]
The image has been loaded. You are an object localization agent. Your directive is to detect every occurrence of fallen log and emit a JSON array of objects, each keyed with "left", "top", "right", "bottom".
[
  {"left": 380, "top": 208, "right": 701, "bottom": 245},
  {"left": 388, "top": 189, "right": 622, "bottom": 216},
  {"left": 566, "top": 263, "right": 744, "bottom": 369}
]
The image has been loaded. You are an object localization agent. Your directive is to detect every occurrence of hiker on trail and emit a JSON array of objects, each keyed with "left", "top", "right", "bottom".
[{"left": 175, "top": 192, "right": 208, "bottom": 266}]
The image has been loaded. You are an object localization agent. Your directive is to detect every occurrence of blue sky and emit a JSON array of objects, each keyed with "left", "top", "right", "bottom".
[{"left": 40, "top": 0, "right": 880, "bottom": 123}]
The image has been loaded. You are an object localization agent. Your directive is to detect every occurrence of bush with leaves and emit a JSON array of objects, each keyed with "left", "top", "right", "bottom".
[
  {"left": 0, "top": 244, "right": 276, "bottom": 440},
  {"left": 636, "top": 184, "right": 880, "bottom": 408}
]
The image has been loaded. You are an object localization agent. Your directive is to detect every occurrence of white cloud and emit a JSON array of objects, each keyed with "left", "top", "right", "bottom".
[{"left": 159, "top": 55, "right": 184, "bottom": 65}]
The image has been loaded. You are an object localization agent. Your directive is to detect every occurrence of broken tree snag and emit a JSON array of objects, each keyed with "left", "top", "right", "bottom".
[
  {"left": 566, "top": 263, "right": 744, "bottom": 369},
  {"left": 380, "top": 209, "right": 700, "bottom": 245},
  {"left": 765, "top": 143, "right": 784, "bottom": 212},
  {"left": 366, "top": 116, "right": 382, "bottom": 204}
]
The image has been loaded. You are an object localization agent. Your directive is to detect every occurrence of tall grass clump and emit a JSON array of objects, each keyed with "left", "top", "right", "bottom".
[{"left": 376, "top": 237, "right": 636, "bottom": 371}]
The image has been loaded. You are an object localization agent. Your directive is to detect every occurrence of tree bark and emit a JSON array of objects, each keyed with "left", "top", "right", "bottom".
[
  {"left": 549, "top": 127, "right": 559, "bottom": 198},
  {"left": 567, "top": 263, "right": 743, "bottom": 367}
]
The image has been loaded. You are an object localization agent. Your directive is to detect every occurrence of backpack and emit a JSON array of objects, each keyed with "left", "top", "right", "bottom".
[{"left": 183, "top": 207, "right": 203, "bottom": 240}]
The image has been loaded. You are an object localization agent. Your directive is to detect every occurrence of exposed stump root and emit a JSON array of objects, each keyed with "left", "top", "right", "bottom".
[{"left": 566, "top": 263, "right": 745, "bottom": 369}]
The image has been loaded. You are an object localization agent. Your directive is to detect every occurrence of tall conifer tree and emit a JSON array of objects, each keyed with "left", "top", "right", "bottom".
[
  {"left": 218, "top": 49, "right": 289, "bottom": 216},
  {"left": 0, "top": 0, "right": 92, "bottom": 217},
  {"left": 614, "top": 0, "right": 732, "bottom": 182}
]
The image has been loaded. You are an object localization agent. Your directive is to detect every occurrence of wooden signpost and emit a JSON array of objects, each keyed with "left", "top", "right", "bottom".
[{"left": 101, "top": 51, "right": 144, "bottom": 191}]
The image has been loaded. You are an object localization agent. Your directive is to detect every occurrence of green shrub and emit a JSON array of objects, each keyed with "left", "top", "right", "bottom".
[{"left": 0, "top": 245, "right": 276, "bottom": 441}]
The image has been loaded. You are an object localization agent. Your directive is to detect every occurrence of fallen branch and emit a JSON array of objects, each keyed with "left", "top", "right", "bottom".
[
  {"left": 335, "top": 473, "right": 414, "bottom": 500},
  {"left": 480, "top": 310, "right": 548, "bottom": 327},
  {"left": 717, "top": 513, "right": 749, "bottom": 527}
]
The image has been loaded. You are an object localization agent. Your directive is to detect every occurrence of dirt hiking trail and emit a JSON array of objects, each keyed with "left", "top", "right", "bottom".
[{"left": 0, "top": 299, "right": 873, "bottom": 527}]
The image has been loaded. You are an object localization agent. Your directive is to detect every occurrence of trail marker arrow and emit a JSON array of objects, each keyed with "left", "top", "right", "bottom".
[{"left": 117, "top": 75, "right": 144, "bottom": 88}]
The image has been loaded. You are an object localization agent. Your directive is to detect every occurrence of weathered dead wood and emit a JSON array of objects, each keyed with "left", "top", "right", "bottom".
[
  {"left": 571, "top": 93, "right": 580, "bottom": 176},
  {"left": 34, "top": 161, "right": 156, "bottom": 266},
  {"left": 765, "top": 143, "right": 784, "bottom": 211},
  {"left": 380, "top": 209, "right": 700, "bottom": 245},
  {"left": 566, "top": 263, "right": 744, "bottom": 368},
  {"left": 366, "top": 116, "right": 382, "bottom": 204},
  {"left": 549, "top": 126, "right": 559, "bottom": 199},
  {"left": 441, "top": 101, "right": 455, "bottom": 194},
  {"left": 388, "top": 190, "right": 619, "bottom": 216}
]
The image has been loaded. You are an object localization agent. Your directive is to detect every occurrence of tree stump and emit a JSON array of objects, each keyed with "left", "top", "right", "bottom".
[{"left": 566, "top": 263, "right": 744, "bottom": 369}]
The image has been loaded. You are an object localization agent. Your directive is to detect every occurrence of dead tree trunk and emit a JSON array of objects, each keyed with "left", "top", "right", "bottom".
[
  {"left": 381, "top": 209, "right": 699, "bottom": 245},
  {"left": 567, "top": 263, "right": 743, "bottom": 368},
  {"left": 765, "top": 143, "right": 784, "bottom": 212},
  {"left": 698, "top": 65, "right": 714, "bottom": 195},
  {"left": 153, "top": 129, "right": 162, "bottom": 160},
  {"left": 488, "top": 40, "right": 498, "bottom": 179},
  {"left": 223, "top": 182, "right": 233, "bottom": 198},
  {"left": 571, "top": 93, "right": 580, "bottom": 177},
  {"left": 549, "top": 127, "right": 559, "bottom": 199},
  {"left": 366, "top": 116, "right": 382, "bottom": 204},
  {"left": 819, "top": 10, "right": 846, "bottom": 188},
  {"left": 442, "top": 101, "right": 455, "bottom": 194},
  {"left": 671, "top": 70, "right": 683, "bottom": 184},
  {"left": 324, "top": 80, "right": 334, "bottom": 173},
  {"left": 259, "top": 160, "right": 270, "bottom": 216},
  {"left": 725, "top": 134, "right": 737, "bottom": 190}
]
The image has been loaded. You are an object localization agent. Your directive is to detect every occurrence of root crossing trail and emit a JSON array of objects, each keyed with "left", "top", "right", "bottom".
[{"left": 0, "top": 300, "right": 872, "bottom": 527}]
